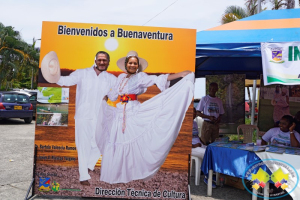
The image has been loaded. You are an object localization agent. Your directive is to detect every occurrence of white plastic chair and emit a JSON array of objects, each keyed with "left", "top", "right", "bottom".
[
  {"left": 237, "top": 124, "right": 259, "bottom": 143},
  {"left": 194, "top": 116, "right": 204, "bottom": 137},
  {"left": 190, "top": 155, "right": 202, "bottom": 185}
]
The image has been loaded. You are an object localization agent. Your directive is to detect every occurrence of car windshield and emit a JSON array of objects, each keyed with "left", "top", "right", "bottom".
[{"left": 3, "top": 94, "right": 29, "bottom": 103}]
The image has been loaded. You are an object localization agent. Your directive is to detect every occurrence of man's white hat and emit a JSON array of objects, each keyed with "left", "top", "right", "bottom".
[
  {"left": 117, "top": 51, "right": 148, "bottom": 72},
  {"left": 41, "top": 51, "right": 61, "bottom": 83}
]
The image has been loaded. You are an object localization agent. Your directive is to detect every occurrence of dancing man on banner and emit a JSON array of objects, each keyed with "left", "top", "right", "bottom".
[{"left": 40, "top": 51, "right": 116, "bottom": 185}]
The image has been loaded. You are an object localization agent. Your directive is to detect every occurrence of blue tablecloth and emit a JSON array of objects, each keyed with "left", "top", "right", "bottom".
[{"left": 201, "top": 145, "right": 263, "bottom": 180}]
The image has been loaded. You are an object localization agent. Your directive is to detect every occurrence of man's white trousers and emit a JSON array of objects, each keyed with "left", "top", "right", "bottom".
[{"left": 75, "top": 119, "right": 100, "bottom": 181}]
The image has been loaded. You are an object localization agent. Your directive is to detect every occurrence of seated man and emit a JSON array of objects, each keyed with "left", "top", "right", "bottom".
[{"left": 262, "top": 115, "right": 300, "bottom": 147}]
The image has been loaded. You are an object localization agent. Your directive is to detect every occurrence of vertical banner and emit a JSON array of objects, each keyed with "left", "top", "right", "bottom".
[
  {"left": 34, "top": 21, "right": 196, "bottom": 199},
  {"left": 205, "top": 74, "right": 245, "bottom": 134},
  {"left": 261, "top": 42, "right": 300, "bottom": 86}
]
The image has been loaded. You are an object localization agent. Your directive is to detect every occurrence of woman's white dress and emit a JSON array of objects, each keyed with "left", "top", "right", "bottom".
[{"left": 96, "top": 72, "right": 194, "bottom": 184}]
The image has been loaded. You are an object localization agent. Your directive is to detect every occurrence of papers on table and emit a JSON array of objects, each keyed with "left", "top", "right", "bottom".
[
  {"left": 210, "top": 142, "right": 265, "bottom": 151},
  {"left": 266, "top": 145, "right": 286, "bottom": 154},
  {"left": 211, "top": 142, "right": 300, "bottom": 154},
  {"left": 285, "top": 147, "right": 300, "bottom": 155},
  {"left": 265, "top": 145, "right": 300, "bottom": 155},
  {"left": 253, "top": 145, "right": 268, "bottom": 152}
]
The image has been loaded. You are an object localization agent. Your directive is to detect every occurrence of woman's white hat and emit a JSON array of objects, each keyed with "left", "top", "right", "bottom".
[
  {"left": 41, "top": 51, "right": 61, "bottom": 83},
  {"left": 117, "top": 51, "right": 148, "bottom": 72}
]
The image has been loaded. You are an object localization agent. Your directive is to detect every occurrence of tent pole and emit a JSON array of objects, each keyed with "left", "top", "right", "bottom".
[
  {"left": 251, "top": 80, "right": 257, "bottom": 125},
  {"left": 247, "top": 87, "right": 251, "bottom": 104}
]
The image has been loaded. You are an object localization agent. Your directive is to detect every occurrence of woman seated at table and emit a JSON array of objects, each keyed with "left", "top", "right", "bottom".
[{"left": 262, "top": 115, "right": 300, "bottom": 147}]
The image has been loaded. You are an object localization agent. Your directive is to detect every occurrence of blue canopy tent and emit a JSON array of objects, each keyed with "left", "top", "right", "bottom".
[{"left": 195, "top": 9, "right": 300, "bottom": 79}]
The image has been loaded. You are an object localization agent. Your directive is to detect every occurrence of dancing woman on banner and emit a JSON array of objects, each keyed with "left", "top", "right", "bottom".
[{"left": 96, "top": 51, "right": 194, "bottom": 184}]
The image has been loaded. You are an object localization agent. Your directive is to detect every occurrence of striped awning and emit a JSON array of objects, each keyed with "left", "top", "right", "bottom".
[
  {"left": 195, "top": 9, "right": 300, "bottom": 79},
  {"left": 197, "top": 9, "right": 300, "bottom": 45}
]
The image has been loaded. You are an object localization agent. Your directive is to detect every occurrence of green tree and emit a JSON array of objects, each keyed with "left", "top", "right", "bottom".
[
  {"left": 269, "top": 0, "right": 288, "bottom": 9},
  {"left": 221, "top": 6, "right": 249, "bottom": 24},
  {"left": 0, "top": 23, "right": 39, "bottom": 90},
  {"left": 221, "top": 0, "right": 296, "bottom": 25},
  {"left": 221, "top": 1, "right": 267, "bottom": 24}
]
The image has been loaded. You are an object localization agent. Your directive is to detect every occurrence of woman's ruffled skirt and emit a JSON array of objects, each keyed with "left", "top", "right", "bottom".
[{"left": 96, "top": 73, "right": 194, "bottom": 184}]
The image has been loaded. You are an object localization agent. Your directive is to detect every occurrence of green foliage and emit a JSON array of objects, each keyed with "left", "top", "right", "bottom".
[
  {"left": 221, "top": 5, "right": 248, "bottom": 24},
  {"left": 0, "top": 22, "right": 39, "bottom": 90},
  {"left": 36, "top": 114, "right": 52, "bottom": 124},
  {"left": 37, "top": 114, "right": 68, "bottom": 126},
  {"left": 245, "top": 117, "right": 251, "bottom": 125},
  {"left": 229, "top": 134, "right": 243, "bottom": 141},
  {"left": 228, "top": 129, "right": 258, "bottom": 143},
  {"left": 269, "top": 0, "right": 290, "bottom": 10},
  {"left": 221, "top": 0, "right": 292, "bottom": 24}
]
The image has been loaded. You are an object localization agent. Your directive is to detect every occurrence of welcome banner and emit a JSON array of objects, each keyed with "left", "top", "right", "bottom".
[
  {"left": 261, "top": 42, "right": 300, "bottom": 86},
  {"left": 34, "top": 21, "right": 196, "bottom": 199}
]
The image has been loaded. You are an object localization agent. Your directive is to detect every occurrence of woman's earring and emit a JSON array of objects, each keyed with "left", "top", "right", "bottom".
[{"left": 136, "top": 68, "right": 139, "bottom": 73}]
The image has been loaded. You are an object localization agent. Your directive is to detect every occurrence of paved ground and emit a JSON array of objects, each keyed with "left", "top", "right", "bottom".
[{"left": 0, "top": 119, "right": 293, "bottom": 200}]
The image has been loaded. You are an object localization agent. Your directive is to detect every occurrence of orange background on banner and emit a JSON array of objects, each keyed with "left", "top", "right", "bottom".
[{"left": 39, "top": 22, "right": 196, "bottom": 73}]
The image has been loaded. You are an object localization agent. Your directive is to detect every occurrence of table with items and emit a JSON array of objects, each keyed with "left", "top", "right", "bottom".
[{"left": 201, "top": 139, "right": 300, "bottom": 200}]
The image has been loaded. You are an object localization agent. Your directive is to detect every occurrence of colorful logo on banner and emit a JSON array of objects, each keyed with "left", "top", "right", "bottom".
[
  {"left": 39, "top": 178, "right": 51, "bottom": 192},
  {"left": 270, "top": 48, "right": 284, "bottom": 63},
  {"left": 39, "top": 178, "right": 81, "bottom": 192},
  {"left": 51, "top": 181, "right": 60, "bottom": 192},
  {"left": 261, "top": 42, "right": 300, "bottom": 85},
  {"left": 243, "top": 159, "right": 299, "bottom": 199},
  {"left": 251, "top": 168, "right": 289, "bottom": 190}
]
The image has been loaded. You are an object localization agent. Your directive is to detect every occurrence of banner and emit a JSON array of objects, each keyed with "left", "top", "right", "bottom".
[
  {"left": 205, "top": 74, "right": 245, "bottom": 134},
  {"left": 261, "top": 42, "right": 300, "bottom": 86},
  {"left": 34, "top": 21, "right": 196, "bottom": 199}
]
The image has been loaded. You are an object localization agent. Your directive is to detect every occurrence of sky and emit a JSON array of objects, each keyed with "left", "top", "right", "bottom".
[
  {"left": 1, "top": 0, "right": 298, "bottom": 98},
  {"left": 0, "top": 0, "right": 246, "bottom": 46}
]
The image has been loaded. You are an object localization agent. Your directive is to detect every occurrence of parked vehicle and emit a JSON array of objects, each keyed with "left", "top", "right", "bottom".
[
  {"left": 0, "top": 91, "right": 33, "bottom": 123},
  {"left": 28, "top": 93, "right": 37, "bottom": 118},
  {"left": 12, "top": 89, "right": 37, "bottom": 119}
]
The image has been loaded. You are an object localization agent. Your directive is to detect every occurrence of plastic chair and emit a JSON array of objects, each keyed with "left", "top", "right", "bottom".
[
  {"left": 195, "top": 117, "right": 204, "bottom": 137},
  {"left": 237, "top": 124, "right": 259, "bottom": 143},
  {"left": 190, "top": 155, "right": 202, "bottom": 185}
]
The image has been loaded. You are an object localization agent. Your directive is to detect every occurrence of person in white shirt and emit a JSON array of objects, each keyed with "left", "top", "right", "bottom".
[
  {"left": 262, "top": 115, "right": 300, "bottom": 147},
  {"left": 41, "top": 51, "right": 117, "bottom": 186},
  {"left": 196, "top": 82, "right": 224, "bottom": 144}
]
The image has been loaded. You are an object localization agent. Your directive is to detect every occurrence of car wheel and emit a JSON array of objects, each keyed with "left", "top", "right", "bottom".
[{"left": 24, "top": 117, "right": 32, "bottom": 124}]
